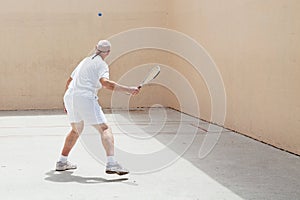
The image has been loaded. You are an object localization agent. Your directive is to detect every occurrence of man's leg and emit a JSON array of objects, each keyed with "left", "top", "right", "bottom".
[
  {"left": 93, "top": 123, "right": 114, "bottom": 156},
  {"left": 56, "top": 121, "right": 84, "bottom": 171},
  {"left": 61, "top": 121, "right": 84, "bottom": 156},
  {"left": 93, "top": 123, "right": 129, "bottom": 175}
]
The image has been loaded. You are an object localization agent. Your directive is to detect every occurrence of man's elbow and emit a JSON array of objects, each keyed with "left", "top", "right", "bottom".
[
  {"left": 66, "top": 77, "right": 73, "bottom": 84},
  {"left": 102, "top": 81, "right": 115, "bottom": 90}
]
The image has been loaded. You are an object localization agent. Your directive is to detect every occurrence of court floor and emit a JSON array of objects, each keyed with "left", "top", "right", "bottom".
[{"left": 0, "top": 108, "right": 299, "bottom": 200}]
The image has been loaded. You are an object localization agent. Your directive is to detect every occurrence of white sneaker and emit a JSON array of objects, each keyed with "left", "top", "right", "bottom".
[
  {"left": 106, "top": 162, "right": 129, "bottom": 175},
  {"left": 55, "top": 161, "right": 77, "bottom": 171}
]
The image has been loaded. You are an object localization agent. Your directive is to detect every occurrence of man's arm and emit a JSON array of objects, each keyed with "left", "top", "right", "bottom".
[
  {"left": 100, "top": 78, "right": 139, "bottom": 95},
  {"left": 63, "top": 77, "right": 72, "bottom": 113},
  {"left": 65, "top": 77, "right": 73, "bottom": 92}
]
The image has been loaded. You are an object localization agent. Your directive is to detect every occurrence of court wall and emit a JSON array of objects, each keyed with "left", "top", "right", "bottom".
[{"left": 0, "top": 0, "right": 299, "bottom": 155}]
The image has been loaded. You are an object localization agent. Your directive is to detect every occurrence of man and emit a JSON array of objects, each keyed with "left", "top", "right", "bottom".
[{"left": 56, "top": 40, "right": 139, "bottom": 175}]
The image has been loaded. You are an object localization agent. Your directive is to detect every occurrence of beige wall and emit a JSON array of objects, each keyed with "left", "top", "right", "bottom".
[
  {"left": 168, "top": 0, "right": 300, "bottom": 155},
  {"left": 0, "top": 0, "right": 169, "bottom": 109},
  {"left": 0, "top": 0, "right": 299, "bottom": 155}
]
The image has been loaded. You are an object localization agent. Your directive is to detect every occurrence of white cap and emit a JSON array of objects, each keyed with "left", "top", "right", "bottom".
[{"left": 96, "top": 40, "right": 111, "bottom": 52}]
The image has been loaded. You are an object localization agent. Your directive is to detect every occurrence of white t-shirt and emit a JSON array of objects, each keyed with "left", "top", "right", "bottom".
[{"left": 67, "top": 55, "right": 109, "bottom": 99}]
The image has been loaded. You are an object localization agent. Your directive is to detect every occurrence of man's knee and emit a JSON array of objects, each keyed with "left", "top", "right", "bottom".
[
  {"left": 71, "top": 121, "right": 84, "bottom": 135},
  {"left": 100, "top": 123, "right": 109, "bottom": 132},
  {"left": 70, "top": 129, "right": 80, "bottom": 137}
]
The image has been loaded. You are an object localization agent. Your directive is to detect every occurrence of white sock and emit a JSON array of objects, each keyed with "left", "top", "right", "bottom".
[
  {"left": 107, "top": 156, "right": 116, "bottom": 164},
  {"left": 58, "top": 155, "right": 68, "bottom": 163}
]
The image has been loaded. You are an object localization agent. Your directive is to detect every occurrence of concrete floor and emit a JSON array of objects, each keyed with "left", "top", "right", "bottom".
[{"left": 0, "top": 108, "right": 299, "bottom": 200}]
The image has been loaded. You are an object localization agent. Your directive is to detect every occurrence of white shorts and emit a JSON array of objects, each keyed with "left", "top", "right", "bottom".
[{"left": 64, "top": 94, "right": 107, "bottom": 125}]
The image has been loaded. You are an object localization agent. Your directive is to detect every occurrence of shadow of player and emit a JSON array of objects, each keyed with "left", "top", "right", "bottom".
[{"left": 44, "top": 170, "right": 128, "bottom": 184}]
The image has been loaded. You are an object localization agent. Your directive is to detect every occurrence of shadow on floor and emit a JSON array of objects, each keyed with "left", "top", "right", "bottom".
[
  {"left": 112, "top": 108, "right": 300, "bottom": 200},
  {"left": 44, "top": 170, "right": 128, "bottom": 184},
  {"left": 155, "top": 131, "right": 300, "bottom": 200}
]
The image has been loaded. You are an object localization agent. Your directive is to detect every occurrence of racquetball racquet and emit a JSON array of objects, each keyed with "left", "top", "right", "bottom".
[{"left": 138, "top": 65, "right": 161, "bottom": 89}]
